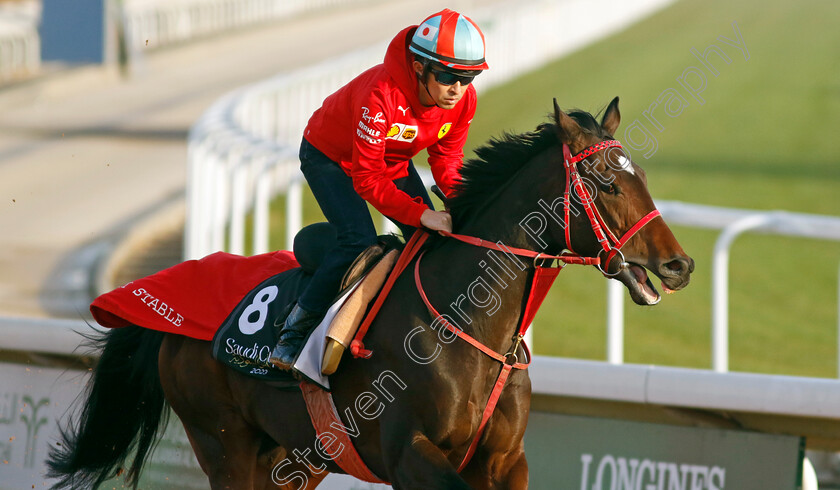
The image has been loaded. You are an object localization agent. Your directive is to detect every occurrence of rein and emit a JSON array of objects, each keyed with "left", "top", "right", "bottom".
[
  {"left": 347, "top": 138, "right": 663, "bottom": 475},
  {"left": 437, "top": 230, "right": 599, "bottom": 266}
]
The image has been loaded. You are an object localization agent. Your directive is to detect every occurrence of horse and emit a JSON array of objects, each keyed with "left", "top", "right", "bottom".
[{"left": 46, "top": 97, "right": 693, "bottom": 490}]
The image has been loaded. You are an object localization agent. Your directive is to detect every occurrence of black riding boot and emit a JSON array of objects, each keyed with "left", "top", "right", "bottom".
[{"left": 268, "top": 303, "right": 322, "bottom": 370}]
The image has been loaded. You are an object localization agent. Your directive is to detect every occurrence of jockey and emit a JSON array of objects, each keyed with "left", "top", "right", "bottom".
[{"left": 269, "top": 9, "right": 489, "bottom": 370}]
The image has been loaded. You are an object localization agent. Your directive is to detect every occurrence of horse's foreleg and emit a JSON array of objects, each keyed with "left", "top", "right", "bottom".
[
  {"left": 254, "top": 445, "right": 329, "bottom": 490},
  {"left": 461, "top": 380, "right": 530, "bottom": 489},
  {"left": 460, "top": 445, "right": 528, "bottom": 490},
  {"left": 385, "top": 432, "right": 471, "bottom": 490},
  {"left": 256, "top": 457, "right": 328, "bottom": 490},
  {"left": 501, "top": 450, "right": 529, "bottom": 490}
]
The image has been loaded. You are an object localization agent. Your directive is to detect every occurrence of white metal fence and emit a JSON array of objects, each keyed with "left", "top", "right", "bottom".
[
  {"left": 0, "top": 0, "right": 39, "bottom": 82},
  {"left": 0, "top": 20, "right": 39, "bottom": 82},
  {"left": 607, "top": 202, "right": 840, "bottom": 375}
]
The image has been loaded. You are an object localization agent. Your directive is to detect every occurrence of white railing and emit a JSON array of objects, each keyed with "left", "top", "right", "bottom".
[
  {"left": 0, "top": 316, "right": 105, "bottom": 355},
  {"left": 0, "top": 20, "right": 39, "bottom": 82},
  {"left": 185, "top": 0, "right": 678, "bottom": 259},
  {"left": 606, "top": 202, "right": 840, "bottom": 375},
  {"left": 186, "top": 46, "right": 386, "bottom": 256}
]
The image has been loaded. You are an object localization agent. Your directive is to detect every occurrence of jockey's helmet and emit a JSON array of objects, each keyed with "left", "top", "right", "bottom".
[{"left": 409, "top": 9, "right": 489, "bottom": 72}]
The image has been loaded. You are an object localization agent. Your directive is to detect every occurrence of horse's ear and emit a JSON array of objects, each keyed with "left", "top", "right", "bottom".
[
  {"left": 601, "top": 96, "right": 621, "bottom": 135},
  {"left": 553, "top": 98, "right": 582, "bottom": 144}
]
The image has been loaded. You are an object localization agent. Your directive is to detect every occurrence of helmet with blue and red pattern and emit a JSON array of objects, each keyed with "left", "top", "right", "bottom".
[{"left": 409, "top": 9, "right": 489, "bottom": 72}]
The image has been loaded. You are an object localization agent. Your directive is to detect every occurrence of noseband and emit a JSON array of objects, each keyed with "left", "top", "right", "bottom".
[{"left": 562, "top": 140, "right": 661, "bottom": 276}]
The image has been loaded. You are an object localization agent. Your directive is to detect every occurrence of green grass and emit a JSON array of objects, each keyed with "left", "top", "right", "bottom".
[{"left": 261, "top": 0, "right": 840, "bottom": 377}]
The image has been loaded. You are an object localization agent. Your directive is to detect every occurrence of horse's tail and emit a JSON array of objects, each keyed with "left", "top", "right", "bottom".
[{"left": 46, "top": 325, "right": 168, "bottom": 489}]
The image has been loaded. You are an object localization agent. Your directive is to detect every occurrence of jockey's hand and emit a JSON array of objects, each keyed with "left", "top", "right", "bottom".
[{"left": 420, "top": 209, "right": 453, "bottom": 234}]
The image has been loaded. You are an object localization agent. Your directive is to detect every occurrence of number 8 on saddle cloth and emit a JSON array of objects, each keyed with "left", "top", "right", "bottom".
[{"left": 211, "top": 223, "right": 398, "bottom": 388}]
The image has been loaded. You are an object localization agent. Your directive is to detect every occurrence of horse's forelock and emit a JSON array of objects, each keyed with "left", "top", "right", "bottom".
[{"left": 567, "top": 109, "right": 611, "bottom": 139}]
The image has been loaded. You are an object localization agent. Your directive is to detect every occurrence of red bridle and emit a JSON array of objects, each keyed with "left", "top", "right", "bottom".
[
  {"left": 439, "top": 139, "right": 662, "bottom": 275},
  {"left": 562, "top": 140, "right": 661, "bottom": 276}
]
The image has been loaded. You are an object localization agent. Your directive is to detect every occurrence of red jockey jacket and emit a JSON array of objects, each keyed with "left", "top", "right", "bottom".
[{"left": 304, "top": 26, "right": 477, "bottom": 228}]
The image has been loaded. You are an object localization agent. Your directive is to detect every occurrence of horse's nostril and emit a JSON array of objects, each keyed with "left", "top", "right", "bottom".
[{"left": 662, "top": 257, "right": 692, "bottom": 276}]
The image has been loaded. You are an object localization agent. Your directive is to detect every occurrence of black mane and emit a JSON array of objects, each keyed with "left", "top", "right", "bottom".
[
  {"left": 448, "top": 124, "right": 556, "bottom": 219},
  {"left": 448, "top": 109, "right": 606, "bottom": 221}
]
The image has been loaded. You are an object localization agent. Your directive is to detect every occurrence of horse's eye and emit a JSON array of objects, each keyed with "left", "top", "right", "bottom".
[{"left": 600, "top": 182, "right": 617, "bottom": 195}]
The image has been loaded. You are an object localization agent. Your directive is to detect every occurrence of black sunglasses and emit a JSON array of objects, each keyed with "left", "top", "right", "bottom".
[{"left": 431, "top": 69, "right": 476, "bottom": 86}]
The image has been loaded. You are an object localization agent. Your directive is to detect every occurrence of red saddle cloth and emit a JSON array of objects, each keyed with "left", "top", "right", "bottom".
[{"left": 91, "top": 251, "right": 299, "bottom": 339}]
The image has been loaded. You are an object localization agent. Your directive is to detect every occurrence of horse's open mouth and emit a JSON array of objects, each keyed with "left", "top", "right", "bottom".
[{"left": 617, "top": 263, "right": 661, "bottom": 306}]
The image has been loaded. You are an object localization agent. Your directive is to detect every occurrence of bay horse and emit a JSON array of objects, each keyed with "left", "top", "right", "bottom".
[{"left": 47, "top": 98, "right": 693, "bottom": 489}]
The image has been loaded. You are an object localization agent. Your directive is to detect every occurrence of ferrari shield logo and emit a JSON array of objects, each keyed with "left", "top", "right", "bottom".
[{"left": 438, "top": 123, "right": 452, "bottom": 139}]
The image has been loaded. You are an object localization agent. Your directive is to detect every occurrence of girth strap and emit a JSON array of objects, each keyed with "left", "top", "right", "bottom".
[{"left": 299, "top": 381, "right": 388, "bottom": 484}]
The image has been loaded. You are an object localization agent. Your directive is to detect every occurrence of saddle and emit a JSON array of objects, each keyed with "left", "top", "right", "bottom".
[
  {"left": 290, "top": 225, "right": 403, "bottom": 385},
  {"left": 322, "top": 246, "right": 399, "bottom": 375},
  {"left": 207, "top": 222, "right": 403, "bottom": 386},
  {"left": 295, "top": 222, "right": 402, "bottom": 288}
]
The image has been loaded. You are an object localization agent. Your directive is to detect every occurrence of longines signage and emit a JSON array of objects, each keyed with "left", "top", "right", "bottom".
[{"left": 525, "top": 413, "right": 803, "bottom": 490}]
